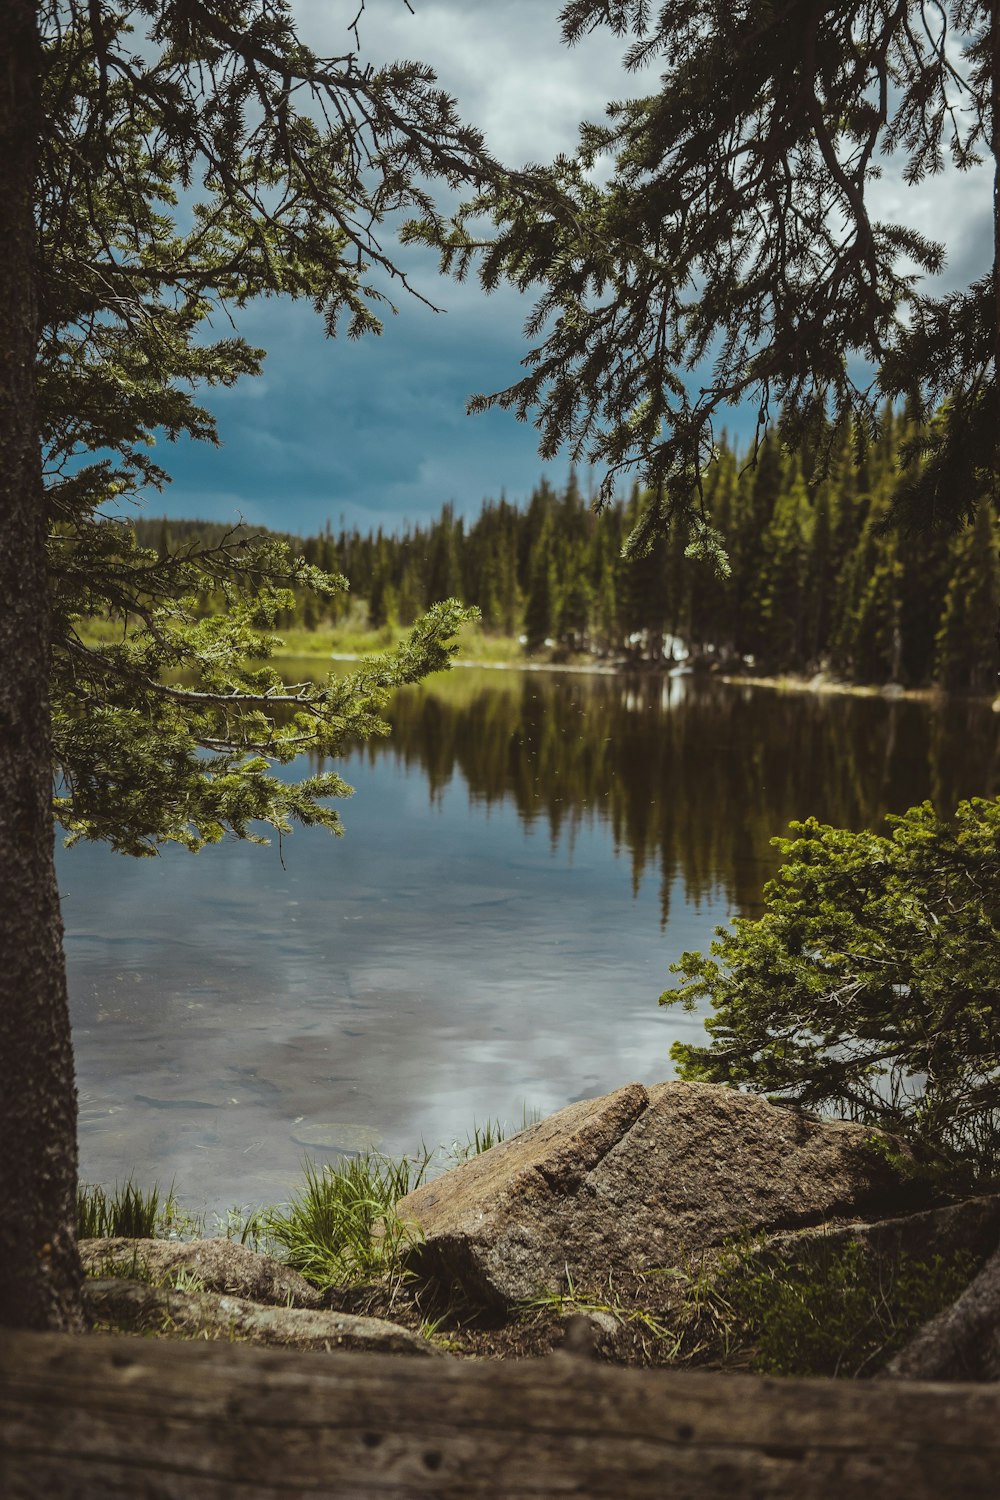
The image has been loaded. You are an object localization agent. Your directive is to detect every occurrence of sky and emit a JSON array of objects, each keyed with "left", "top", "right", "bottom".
[{"left": 142, "top": 1, "right": 994, "bottom": 540}]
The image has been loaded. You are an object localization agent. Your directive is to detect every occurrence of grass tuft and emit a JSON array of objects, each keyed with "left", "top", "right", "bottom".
[
  {"left": 77, "top": 1178, "right": 174, "bottom": 1240},
  {"left": 264, "top": 1151, "right": 431, "bottom": 1289},
  {"left": 449, "top": 1105, "right": 541, "bottom": 1162}
]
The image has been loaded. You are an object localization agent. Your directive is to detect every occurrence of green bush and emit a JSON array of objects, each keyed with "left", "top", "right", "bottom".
[
  {"left": 663, "top": 797, "right": 1000, "bottom": 1175},
  {"left": 679, "top": 1234, "right": 980, "bottom": 1377}
]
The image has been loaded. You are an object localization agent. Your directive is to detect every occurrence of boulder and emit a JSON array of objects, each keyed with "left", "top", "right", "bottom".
[
  {"left": 83, "top": 1280, "right": 441, "bottom": 1356},
  {"left": 79, "top": 1237, "right": 322, "bottom": 1308},
  {"left": 757, "top": 1193, "right": 1000, "bottom": 1272},
  {"left": 396, "top": 1080, "right": 913, "bottom": 1306}
]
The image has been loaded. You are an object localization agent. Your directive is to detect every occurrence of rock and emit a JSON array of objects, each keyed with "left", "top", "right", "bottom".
[
  {"left": 555, "top": 1310, "right": 627, "bottom": 1362},
  {"left": 83, "top": 1280, "right": 441, "bottom": 1356},
  {"left": 396, "top": 1080, "right": 912, "bottom": 1306},
  {"left": 290, "top": 1122, "right": 383, "bottom": 1154},
  {"left": 758, "top": 1193, "right": 1000, "bottom": 1272},
  {"left": 79, "top": 1237, "right": 322, "bottom": 1309}
]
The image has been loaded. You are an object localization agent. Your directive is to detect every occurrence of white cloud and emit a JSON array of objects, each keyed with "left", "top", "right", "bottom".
[
  {"left": 148, "top": 6, "right": 994, "bottom": 537},
  {"left": 870, "top": 154, "right": 993, "bottom": 293},
  {"left": 294, "top": 0, "right": 634, "bottom": 166}
]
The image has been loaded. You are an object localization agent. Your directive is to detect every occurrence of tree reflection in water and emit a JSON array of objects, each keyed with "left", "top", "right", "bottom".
[{"left": 334, "top": 669, "right": 1000, "bottom": 922}]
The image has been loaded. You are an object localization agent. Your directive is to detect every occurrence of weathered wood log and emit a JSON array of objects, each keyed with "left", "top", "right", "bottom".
[{"left": 1, "top": 1332, "right": 999, "bottom": 1498}]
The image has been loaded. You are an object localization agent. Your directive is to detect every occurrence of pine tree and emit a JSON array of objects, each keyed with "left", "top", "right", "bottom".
[
  {"left": 935, "top": 505, "right": 1000, "bottom": 692},
  {"left": 689, "top": 441, "right": 738, "bottom": 654},
  {"left": 619, "top": 485, "right": 669, "bottom": 661},
  {"left": 884, "top": 402, "right": 949, "bottom": 684},
  {"left": 833, "top": 502, "right": 903, "bottom": 683},
  {"left": 803, "top": 478, "right": 834, "bottom": 668},
  {"left": 756, "top": 459, "right": 812, "bottom": 669},
  {"left": 524, "top": 520, "right": 556, "bottom": 652},
  {"left": 2, "top": 0, "right": 513, "bottom": 1331},
  {"left": 426, "top": 2, "right": 998, "bottom": 554},
  {"left": 396, "top": 558, "right": 425, "bottom": 627},
  {"left": 367, "top": 534, "right": 397, "bottom": 629},
  {"left": 556, "top": 553, "right": 593, "bottom": 652},
  {"left": 497, "top": 520, "right": 523, "bottom": 638},
  {"left": 425, "top": 503, "right": 464, "bottom": 605},
  {"left": 591, "top": 523, "right": 622, "bottom": 655}
]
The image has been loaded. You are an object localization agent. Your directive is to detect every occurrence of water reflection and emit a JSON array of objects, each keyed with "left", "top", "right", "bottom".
[
  {"left": 367, "top": 670, "right": 1000, "bottom": 918},
  {"left": 62, "top": 669, "right": 1000, "bottom": 1216}
]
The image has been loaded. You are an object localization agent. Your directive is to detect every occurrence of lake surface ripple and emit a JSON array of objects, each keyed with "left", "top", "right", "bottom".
[{"left": 62, "top": 669, "right": 1000, "bottom": 1216}]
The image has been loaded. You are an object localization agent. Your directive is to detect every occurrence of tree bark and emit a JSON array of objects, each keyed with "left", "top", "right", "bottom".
[
  {"left": 0, "top": 0, "right": 82, "bottom": 1330},
  {"left": 994, "top": 0, "right": 1000, "bottom": 506}
]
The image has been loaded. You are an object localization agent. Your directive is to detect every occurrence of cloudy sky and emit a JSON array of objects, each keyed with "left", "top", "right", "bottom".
[{"left": 147, "top": 2, "right": 993, "bottom": 540}]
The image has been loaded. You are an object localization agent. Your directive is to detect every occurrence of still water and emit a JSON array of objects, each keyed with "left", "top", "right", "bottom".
[{"left": 61, "top": 667, "right": 1000, "bottom": 1217}]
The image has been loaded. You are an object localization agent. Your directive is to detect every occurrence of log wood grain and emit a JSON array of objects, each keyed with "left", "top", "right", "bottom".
[{"left": 1, "top": 1330, "right": 998, "bottom": 1498}]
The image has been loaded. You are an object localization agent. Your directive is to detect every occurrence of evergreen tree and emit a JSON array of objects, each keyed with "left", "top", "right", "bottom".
[
  {"left": 497, "top": 520, "right": 523, "bottom": 638},
  {"left": 935, "top": 506, "right": 1000, "bottom": 692},
  {"left": 396, "top": 557, "right": 425, "bottom": 627},
  {"left": 427, "top": 2, "right": 998, "bottom": 555},
  {"left": 833, "top": 501, "right": 903, "bottom": 683},
  {"left": 524, "top": 520, "right": 556, "bottom": 652},
  {"left": 665, "top": 800, "right": 1000, "bottom": 1174},
  {"left": 425, "top": 503, "right": 464, "bottom": 605},
  {"left": 1, "top": 0, "right": 515, "bottom": 1331},
  {"left": 689, "top": 442, "right": 738, "bottom": 653},
  {"left": 590, "top": 540, "right": 620, "bottom": 657},
  {"left": 367, "top": 534, "right": 397, "bottom": 629},
  {"left": 556, "top": 552, "right": 593, "bottom": 652},
  {"left": 620, "top": 485, "right": 669, "bottom": 661},
  {"left": 803, "top": 479, "right": 834, "bottom": 668},
  {"left": 756, "top": 459, "right": 812, "bottom": 669}
]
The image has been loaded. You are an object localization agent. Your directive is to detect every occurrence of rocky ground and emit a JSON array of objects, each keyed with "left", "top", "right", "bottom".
[{"left": 80, "top": 1080, "right": 1000, "bottom": 1377}]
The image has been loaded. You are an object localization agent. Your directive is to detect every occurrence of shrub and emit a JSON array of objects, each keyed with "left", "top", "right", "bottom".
[
  {"left": 678, "top": 1233, "right": 981, "bottom": 1376},
  {"left": 663, "top": 798, "right": 1000, "bottom": 1175}
]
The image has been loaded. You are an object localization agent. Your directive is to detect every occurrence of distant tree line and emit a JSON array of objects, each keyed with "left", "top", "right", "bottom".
[{"left": 137, "top": 409, "right": 1000, "bottom": 693}]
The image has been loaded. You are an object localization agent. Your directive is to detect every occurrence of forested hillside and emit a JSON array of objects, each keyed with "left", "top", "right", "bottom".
[{"left": 136, "top": 411, "right": 999, "bottom": 692}]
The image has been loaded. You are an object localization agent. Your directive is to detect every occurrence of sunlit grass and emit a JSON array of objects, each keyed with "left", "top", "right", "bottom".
[
  {"left": 77, "top": 609, "right": 530, "bottom": 663},
  {"left": 272, "top": 617, "right": 524, "bottom": 667},
  {"left": 263, "top": 1151, "right": 433, "bottom": 1289}
]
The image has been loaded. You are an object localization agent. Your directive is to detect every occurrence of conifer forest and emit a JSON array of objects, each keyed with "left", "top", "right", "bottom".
[{"left": 140, "top": 409, "right": 999, "bottom": 696}]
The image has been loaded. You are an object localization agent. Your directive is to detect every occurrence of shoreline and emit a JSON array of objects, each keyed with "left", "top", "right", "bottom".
[{"left": 321, "top": 649, "right": 999, "bottom": 708}]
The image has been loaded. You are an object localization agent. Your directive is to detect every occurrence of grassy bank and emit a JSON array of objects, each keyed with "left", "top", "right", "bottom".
[
  {"left": 77, "top": 1131, "right": 980, "bottom": 1372},
  {"left": 72, "top": 614, "right": 607, "bottom": 673},
  {"left": 75, "top": 614, "right": 991, "bottom": 700}
]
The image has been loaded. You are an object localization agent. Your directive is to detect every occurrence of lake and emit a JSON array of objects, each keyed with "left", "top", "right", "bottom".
[{"left": 61, "top": 667, "right": 1000, "bottom": 1219}]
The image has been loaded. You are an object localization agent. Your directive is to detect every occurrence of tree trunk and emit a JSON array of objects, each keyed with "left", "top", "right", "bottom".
[
  {"left": 993, "top": 0, "right": 1000, "bottom": 498},
  {"left": 0, "top": 0, "right": 82, "bottom": 1330}
]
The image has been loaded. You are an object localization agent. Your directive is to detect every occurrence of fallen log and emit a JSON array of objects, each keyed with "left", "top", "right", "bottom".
[{"left": 1, "top": 1330, "right": 999, "bottom": 1499}]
